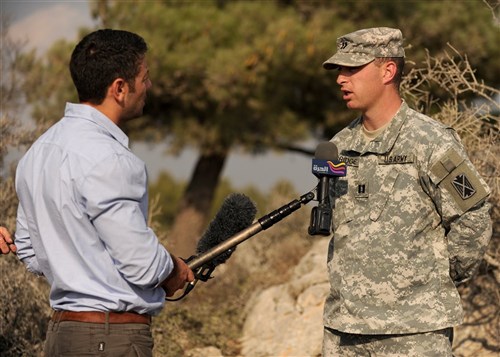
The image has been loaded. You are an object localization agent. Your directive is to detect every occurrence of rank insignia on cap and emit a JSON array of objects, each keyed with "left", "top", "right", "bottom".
[
  {"left": 339, "top": 38, "right": 349, "bottom": 50},
  {"left": 452, "top": 174, "right": 476, "bottom": 199}
]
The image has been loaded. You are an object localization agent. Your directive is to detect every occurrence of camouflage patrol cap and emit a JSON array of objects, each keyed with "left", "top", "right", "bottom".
[{"left": 323, "top": 27, "right": 405, "bottom": 70}]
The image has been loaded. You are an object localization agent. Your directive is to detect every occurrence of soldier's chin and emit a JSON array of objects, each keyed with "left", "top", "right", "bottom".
[{"left": 345, "top": 101, "right": 357, "bottom": 110}]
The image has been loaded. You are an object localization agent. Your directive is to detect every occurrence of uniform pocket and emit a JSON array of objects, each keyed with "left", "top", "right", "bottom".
[
  {"left": 369, "top": 169, "right": 399, "bottom": 222},
  {"left": 332, "top": 178, "right": 354, "bottom": 228}
]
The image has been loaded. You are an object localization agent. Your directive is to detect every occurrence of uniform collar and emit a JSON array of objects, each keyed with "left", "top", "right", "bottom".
[
  {"left": 64, "top": 103, "right": 130, "bottom": 148},
  {"left": 345, "top": 101, "right": 408, "bottom": 155}
]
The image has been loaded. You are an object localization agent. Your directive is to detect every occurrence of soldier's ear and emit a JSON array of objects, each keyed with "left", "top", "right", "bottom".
[{"left": 382, "top": 61, "right": 397, "bottom": 85}]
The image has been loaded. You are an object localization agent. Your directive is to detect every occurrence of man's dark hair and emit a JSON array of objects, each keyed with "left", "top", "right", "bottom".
[
  {"left": 70, "top": 29, "right": 148, "bottom": 104},
  {"left": 374, "top": 57, "right": 405, "bottom": 89}
]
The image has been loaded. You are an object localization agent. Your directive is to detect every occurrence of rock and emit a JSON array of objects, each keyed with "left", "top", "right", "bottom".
[
  {"left": 240, "top": 237, "right": 330, "bottom": 357},
  {"left": 184, "top": 346, "right": 224, "bottom": 357}
]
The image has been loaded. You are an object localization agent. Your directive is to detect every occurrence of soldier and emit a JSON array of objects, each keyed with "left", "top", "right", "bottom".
[{"left": 321, "top": 27, "right": 492, "bottom": 356}]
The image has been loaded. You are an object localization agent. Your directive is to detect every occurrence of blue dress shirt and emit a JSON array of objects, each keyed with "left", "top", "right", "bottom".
[{"left": 15, "top": 103, "right": 173, "bottom": 315}]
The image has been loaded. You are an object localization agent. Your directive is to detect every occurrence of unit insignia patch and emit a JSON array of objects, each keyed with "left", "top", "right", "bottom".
[{"left": 452, "top": 174, "right": 476, "bottom": 200}]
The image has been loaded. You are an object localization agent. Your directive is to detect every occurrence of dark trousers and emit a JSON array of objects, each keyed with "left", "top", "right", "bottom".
[{"left": 44, "top": 320, "right": 153, "bottom": 356}]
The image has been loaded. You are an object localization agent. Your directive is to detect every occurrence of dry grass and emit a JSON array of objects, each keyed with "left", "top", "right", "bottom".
[{"left": 0, "top": 255, "right": 50, "bottom": 357}]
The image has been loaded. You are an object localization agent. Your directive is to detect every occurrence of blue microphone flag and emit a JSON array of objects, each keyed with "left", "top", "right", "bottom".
[{"left": 312, "top": 159, "right": 347, "bottom": 177}]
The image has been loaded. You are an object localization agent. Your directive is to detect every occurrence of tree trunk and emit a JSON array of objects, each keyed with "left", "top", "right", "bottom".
[{"left": 165, "top": 151, "right": 227, "bottom": 258}]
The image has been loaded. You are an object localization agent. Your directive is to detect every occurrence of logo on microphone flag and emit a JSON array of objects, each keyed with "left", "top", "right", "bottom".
[{"left": 312, "top": 159, "right": 347, "bottom": 177}]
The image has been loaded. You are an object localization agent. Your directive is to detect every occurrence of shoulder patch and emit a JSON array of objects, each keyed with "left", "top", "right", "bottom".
[
  {"left": 431, "top": 148, "right": 489, "bottom": 213},
  {"left": 451, "top": 174, "right": 476, "bottom": 199}
]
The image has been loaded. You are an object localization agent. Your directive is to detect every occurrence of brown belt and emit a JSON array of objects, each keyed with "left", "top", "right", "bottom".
[{"left": 52, "top": 310, "right": 151, "bottom": 325}]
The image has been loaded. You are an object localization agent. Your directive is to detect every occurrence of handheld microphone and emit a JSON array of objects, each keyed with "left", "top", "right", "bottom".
[{"left": 308, "top": 142, "right": 346, "bottom": 236}]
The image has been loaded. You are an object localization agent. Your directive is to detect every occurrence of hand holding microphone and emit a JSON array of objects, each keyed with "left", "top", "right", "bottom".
[{"left": 161, "top": 254, "right": 195, "bottom": 297}]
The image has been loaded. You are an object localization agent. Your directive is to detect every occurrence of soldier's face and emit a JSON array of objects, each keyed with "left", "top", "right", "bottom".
[{"left": 336, "top": 62, "right": 385, "bottom": 112}]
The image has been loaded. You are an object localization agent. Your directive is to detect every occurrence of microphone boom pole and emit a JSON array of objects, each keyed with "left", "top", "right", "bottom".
[{"left": 187, "top": 190, "right": 315, "bottom": 272}]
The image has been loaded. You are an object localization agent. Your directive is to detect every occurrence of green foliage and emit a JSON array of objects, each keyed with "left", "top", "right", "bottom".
[
  {"left": 396, "top": 0, "right": 500, "bottom": 85},
  {"left": 20, "top": 0, "right": 498, "bottom": 150},
  {"left": 1, "top": 21, "right": 53, "bottom": 357},
  {"left": 120, "top": 1, "right": 315, "bottom": 153},
  {"left": 17, "top": 40, "right": 78, "bottom": 124},
  {"left": 149, "top": 171, "right": 186, "bottom": 229}
]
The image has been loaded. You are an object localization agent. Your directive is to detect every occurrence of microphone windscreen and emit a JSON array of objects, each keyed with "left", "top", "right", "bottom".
[
  {"left": 196, "top": 193, "right": 257, "bottom": 266},
  {"left": 314, "top": 142, "right": 339, "bottom": 160}
]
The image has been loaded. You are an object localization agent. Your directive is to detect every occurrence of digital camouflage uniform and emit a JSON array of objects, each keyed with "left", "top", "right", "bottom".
[
  {"left": 321, "top": 27, "right": 492, "bottom": 356},
  {"left": 325, "top": 101, "right": 492, "bottom": 331}
]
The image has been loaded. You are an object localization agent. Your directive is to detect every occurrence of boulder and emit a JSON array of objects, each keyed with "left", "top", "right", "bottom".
[{"left": 240, "top": 237, "right": 330, "bottom": 357}]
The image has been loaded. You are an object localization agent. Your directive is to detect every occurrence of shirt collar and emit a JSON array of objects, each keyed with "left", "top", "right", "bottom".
[
  {"left": 64, "top": 103, "right": 130, "bottom": 148},
  {"left": 346, "top": 101, "right": 408, "bottom": 155}
]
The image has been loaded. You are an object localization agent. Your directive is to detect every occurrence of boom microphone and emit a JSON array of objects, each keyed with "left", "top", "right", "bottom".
[
  {"left": 191, "top": 193, "right": 257, "bottom": 269},
  {"left": 187, "top": 189, "right": 315, "bottom": 275},
  {"left": 308, "top": 141, "right": 345, "bottom": 235},
  {"left": 173, "top": 190, "right": 315, "bottom": 300}
]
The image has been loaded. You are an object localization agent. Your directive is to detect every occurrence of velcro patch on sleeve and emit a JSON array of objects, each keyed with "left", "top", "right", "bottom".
[{"left": 430, "top": 148, "right": 464, "bottom": 184}]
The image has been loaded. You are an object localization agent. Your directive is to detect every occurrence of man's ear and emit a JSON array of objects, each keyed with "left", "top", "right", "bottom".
[
  {"left": 382, "top": 61, "right": 397, "bottom": 85},
  {"left": 109, "top": 78, "right": 128, "bottom": 104}
]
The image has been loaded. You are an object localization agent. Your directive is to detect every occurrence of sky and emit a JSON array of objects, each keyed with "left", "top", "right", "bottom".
[{"left": 2, "top": 0, "right": 318, "bottom": 194}]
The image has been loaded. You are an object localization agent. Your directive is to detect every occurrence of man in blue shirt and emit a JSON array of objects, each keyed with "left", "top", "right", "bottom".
[{"left": 15, "top": 29, "right": 194, "bottom": 356}]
